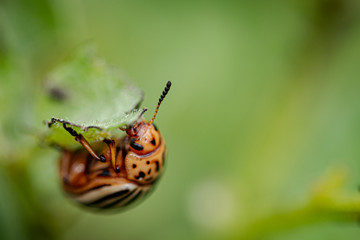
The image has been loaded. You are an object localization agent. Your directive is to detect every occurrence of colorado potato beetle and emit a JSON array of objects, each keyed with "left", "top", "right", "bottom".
[{"left": 59, "top": 81, "right": 171, "bottom": 210}]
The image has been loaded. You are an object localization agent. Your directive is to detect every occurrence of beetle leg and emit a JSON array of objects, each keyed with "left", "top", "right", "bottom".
[
  {"left": 103, "top": 139, "right": 120, "bottom": 172},
  {"left": 75, "top": 135, "right": 106, "bottom": 162},
  {"left": 63, "top": 123, "right": 106, "bottom": 162}
]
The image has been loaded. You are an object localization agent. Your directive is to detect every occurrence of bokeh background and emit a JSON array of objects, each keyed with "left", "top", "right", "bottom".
[{"left": 1, "top": 0, "right": 360, "bottom": 239}]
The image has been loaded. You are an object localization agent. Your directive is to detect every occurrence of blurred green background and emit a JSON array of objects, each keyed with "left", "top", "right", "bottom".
[{"left": 1, "top": 0, "right": 360, "bottom": 239}]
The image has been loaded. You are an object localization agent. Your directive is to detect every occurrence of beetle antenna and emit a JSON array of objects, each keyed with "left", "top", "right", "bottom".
[
  {"left": 134, "top": 108, "right": 148, "bottom": 128},
  {"left": 119, "top": 108, "right": 147, "bottom": 131},
  {"left": 149, "top": 81, "right": 172, "bottom": 125},
  {"left": 138, "top": 108, "right": 148, "bottom": 120}
]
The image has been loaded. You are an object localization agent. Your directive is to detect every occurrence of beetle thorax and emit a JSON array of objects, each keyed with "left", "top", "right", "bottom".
[{"left": 124, "top": 121, "right": 165, "bottom": 184}]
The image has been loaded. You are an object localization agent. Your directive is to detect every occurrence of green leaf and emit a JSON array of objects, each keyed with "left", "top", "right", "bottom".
[{"left": 42, "top": 45, "right": 144, "bottom": 148}]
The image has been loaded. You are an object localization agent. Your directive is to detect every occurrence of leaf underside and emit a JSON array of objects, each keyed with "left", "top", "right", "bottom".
[{"left": 42, "top": 45, "right": 144, "bottom": 148}]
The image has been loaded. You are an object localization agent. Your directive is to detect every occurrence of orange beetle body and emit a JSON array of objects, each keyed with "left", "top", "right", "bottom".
[{"left": 59, "top": 81, "right": 171, "bottom": 210}]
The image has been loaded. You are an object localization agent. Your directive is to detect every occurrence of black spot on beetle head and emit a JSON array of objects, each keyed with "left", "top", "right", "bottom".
[{"left": 130, "top": 138, "right": 144, "bottom": 151}]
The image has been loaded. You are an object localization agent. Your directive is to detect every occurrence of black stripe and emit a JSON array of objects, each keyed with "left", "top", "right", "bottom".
[
  {"left": 84, "top": 189, "right": 130, "bottom": 206},
  {"left": 80, "top": 184, "right": 112, "bottom": 194},
  {"left": 101, "top": 189, "right": 138, "bottom": 209},
  {"left": 121, "top": 190, "right": 144, "bottom": 208}
]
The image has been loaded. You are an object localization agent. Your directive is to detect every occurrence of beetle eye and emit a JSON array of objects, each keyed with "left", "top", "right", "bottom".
[{"left": 130, "top": 139, "right": 143, "bottom": 151}]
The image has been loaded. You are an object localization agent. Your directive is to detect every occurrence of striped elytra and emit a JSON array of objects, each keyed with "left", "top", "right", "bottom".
[{"left": 59, "top": 81, "right": 171, "bottom": 210}]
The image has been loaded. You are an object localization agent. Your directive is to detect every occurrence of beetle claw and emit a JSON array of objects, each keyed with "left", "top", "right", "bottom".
[{"left": 99, "top": 155, "right": 106, "bottom": 163}]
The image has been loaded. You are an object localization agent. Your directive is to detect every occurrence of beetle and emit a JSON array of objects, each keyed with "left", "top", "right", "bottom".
[{"left": 58, "top": 81, "right": 171, "bottom": 210}]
